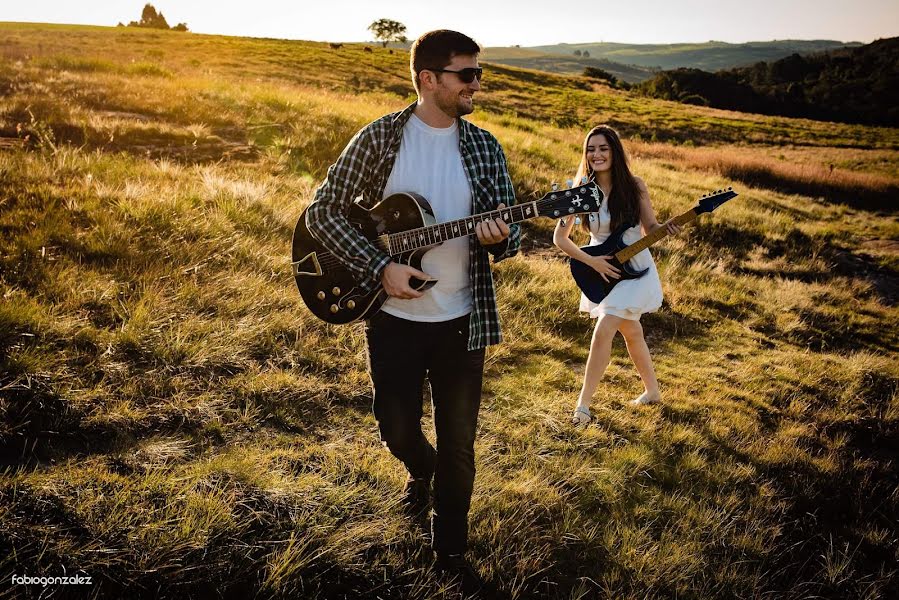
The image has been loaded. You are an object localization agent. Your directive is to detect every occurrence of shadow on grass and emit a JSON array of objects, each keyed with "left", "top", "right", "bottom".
[
  {"left": 718, "top": 163, "right": 899, "bottom": 214},
  {"left": 0, "top": 475, "right": 442, "bottom": 600},
  {"left": 1, "top": 107, "right": 260, "bottom": 165},
  {"left": 549, "top": 385, "right": 899, "bottom": 598}
]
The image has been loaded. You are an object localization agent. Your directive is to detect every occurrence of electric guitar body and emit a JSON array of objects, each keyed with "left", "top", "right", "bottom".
[
  {"left": 570, "top": 187, "right": 738, "bottom": 304},
  {"left": 570, "top": 224, "right": 651, "bottom": 304}
]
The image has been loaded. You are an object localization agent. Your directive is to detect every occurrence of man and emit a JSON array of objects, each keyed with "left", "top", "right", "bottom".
[{"left": 305, "top": 29, "right": 520, "bottom": 595}]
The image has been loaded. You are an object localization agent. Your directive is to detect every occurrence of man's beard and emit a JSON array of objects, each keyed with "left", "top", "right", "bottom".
[{"left": 436, "top": 92, "right": 473, "bottom": 118}]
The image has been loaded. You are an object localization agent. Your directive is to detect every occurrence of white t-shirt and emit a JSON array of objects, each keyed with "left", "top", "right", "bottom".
[{"left": 380, "top": 113, "right": 472, "bottom": 322}]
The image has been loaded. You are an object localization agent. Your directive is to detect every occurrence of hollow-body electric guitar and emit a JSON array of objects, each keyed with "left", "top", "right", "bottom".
[
  {"left": 293, "top": 182, "right": 603, "bottom": 324},
  {"left": 570, "top": 187, "right": 738, "bottom": 303}
]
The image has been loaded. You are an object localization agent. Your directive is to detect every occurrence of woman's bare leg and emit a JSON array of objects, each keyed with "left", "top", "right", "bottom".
[
  {"left": 618, "top": 319, "right": 661, "bottom": 403},
  {"left": 576, "top": 314, "right": 624, "bottom": 410}
]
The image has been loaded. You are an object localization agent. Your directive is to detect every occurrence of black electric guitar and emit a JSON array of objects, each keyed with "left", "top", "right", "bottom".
[
  {"left": 570, "top": 187, "right": 737, "bottom": 303},
  {"left": 293, "top": 182, "right": 603, "bottom": 324}
]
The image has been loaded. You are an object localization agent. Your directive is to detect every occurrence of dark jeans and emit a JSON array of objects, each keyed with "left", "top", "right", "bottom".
[{"left": 365, "top": 311, "right": 485, "bottom": 555}]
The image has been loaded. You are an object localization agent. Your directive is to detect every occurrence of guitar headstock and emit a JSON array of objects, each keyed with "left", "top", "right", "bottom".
[
  {"left": 536, "top": 181, "right": 604, "bottom": 218},
  {"left": 696, "top": 187, "right": 738, "bottom": 214}
]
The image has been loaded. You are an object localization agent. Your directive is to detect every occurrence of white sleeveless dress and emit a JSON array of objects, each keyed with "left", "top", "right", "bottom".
[{"left": 578, "top": 197, "right": 663, "bottom": 320}]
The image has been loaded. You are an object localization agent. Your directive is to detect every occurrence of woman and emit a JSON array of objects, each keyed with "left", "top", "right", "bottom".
[{"left": 553, "top": 125, "right": 680, "bottom": 426}]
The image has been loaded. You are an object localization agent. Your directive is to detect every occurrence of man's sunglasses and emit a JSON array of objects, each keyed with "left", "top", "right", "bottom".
[{"left": 423, "top": 67, "right": 483, "bottom": 83}]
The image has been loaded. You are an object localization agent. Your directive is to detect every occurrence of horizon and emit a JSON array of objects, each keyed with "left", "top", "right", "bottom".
[
  {"left": 1, "top": 0, "right": 897, "bottom": 47},
  {"left": 0, "top": 21, "right": 877, "bottom": 48}
]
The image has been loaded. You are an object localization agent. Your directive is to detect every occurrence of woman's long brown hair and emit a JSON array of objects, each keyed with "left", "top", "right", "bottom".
[{"left": 574, "top": 125, "right": 641, "bottom": 233}]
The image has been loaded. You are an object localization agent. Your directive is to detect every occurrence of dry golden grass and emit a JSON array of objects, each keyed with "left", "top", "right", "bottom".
[
  {"left": 1, "top": 22, "right": 897, "bottom": 600},
  {"left": 629, "top": 141, "right": 898, "bottom": 212}
]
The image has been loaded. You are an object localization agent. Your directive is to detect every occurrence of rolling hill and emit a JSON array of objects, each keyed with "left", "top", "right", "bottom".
[
  {"left": 528, "top": 39, "right": 860, "bottom": 72},
  {"left": 482, "top": 46, "right": 655, "bottom": 83}
]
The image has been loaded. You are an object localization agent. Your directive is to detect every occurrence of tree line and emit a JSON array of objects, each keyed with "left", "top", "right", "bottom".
[{"left": 634, "top": 37, "right": 899, "bottom": 127}]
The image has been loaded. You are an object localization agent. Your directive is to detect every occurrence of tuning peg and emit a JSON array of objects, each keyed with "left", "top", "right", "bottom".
[
  {"left": 566, "top": 179, "right": 573, "bottom": 188},
  {"left": 581, "top": 176, "right": 589, "bottom": 184},
  {"left": 551, "top": 182, "right": 559, "bottom": 191}
]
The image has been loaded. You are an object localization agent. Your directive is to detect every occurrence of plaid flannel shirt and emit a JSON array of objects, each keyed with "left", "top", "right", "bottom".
[{"left": 306, "top": 102, "right": 520, "bottom": 350}]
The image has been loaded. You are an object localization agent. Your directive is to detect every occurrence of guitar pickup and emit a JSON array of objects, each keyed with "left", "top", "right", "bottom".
[{"left": 292, "top": 252, "right": 323, "bottom": 277}]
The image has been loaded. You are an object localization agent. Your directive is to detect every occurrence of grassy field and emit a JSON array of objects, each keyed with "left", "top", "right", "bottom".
[{"left": 1, "top": 23, "right": 898, "bottom": 599}]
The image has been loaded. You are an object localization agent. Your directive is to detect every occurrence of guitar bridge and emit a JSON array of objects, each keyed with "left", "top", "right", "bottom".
[{"left": 291, "top": 252, "right": 323, "bottom": 277}]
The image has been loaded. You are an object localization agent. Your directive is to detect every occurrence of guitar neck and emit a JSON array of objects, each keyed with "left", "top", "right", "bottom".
[
  {"left": 386, "top": 201, "right": 539, "bottom": 255},
  {"left": 614, "top": 209, "right": 698, "bottom": 262}
]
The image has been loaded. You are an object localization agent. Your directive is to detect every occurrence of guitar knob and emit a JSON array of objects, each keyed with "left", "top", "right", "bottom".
[
  {"left": 317, "top": 291, "right": 326, "bottom": 300},
  {"left": 332, "top": 287, "right": 341, "bottom": 295},
  {"left": 568, "top": 207, "right": 575, "bottom": 213},
  {"left": 553, "top": 210, "right": 560, "bottom": 216},
  {"left": 330, "top": 304, "right": 339, "bottom": 313},
  {"left": 347, "top": 300, "right": 356, "bottom": 309},
  {"left": 566, "top": 179, "right": 573, "bottom": 188}
]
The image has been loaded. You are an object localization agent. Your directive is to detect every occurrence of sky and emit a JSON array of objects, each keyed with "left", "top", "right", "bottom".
[{"left": 2, "top": 0, "right": 897, "bottom": 47}]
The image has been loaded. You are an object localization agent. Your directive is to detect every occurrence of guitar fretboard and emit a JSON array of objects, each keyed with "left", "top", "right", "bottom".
[
  {"left": 387, "top": 201, "right": 540, "bottom": 255},
  {"left": 614, "top": 209, "right": 698, "bottom": 262}
]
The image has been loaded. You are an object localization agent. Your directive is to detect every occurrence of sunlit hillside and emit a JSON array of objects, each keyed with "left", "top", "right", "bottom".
[
  {"left": 481, "top": 46, "right": 655, "bottom": 83},
  {"left": 527, "top": 40, "right": 860, "bottom": 71},
  {"left": 1, "top": 23, "right": 897, "bottom": 600}
]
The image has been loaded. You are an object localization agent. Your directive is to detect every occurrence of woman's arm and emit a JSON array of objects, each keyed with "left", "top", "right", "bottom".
[{"left": 636, "top": 177, "right": 681, "bottom": 237}]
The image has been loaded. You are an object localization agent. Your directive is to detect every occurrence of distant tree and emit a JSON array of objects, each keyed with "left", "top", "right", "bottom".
[
  {"left": 573, "top": 49, "right": 582, "bottom": 56},
  {"left": 129, "top": 4, "right": 169, "bottom": 29},
  {"left": 126, "top": 3, "right": 188, "bottom": 32},
  {"left": 368, "top": 19, "right": 407, "bottom": 48},
  {"left": 583, "top": 50, "right": 590, "bottom": 57}
]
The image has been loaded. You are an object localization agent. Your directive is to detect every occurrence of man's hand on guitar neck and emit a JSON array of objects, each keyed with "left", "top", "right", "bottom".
[
  {"left": 475, "top": 203, "right": 511, "bottom": 246},
  {"left": 381, "top": 262, "right": 434, "bottom": 299}
]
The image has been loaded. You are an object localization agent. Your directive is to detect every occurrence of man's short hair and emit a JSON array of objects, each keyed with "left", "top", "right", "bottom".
[{"left": 410, "top": 30, "right": 480, "bottom": 93}]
